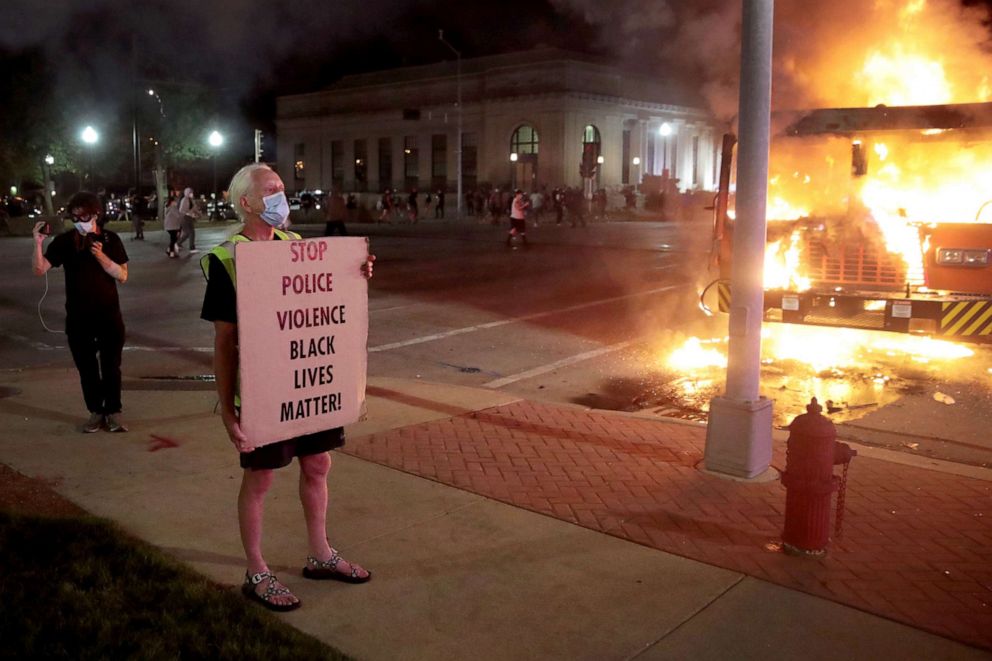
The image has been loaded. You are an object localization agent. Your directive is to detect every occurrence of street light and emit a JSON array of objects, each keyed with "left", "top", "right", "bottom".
[
  {"left": 42, "top": 155, "right": 55, "bottom": 215},
  {"left": 207, "top": 130, "right": 224, "bottom": 215},
  {"left": 438, "top": 29, "right": 463, "bottom": 219},
  {"left": 80, "top": 126, "right": 99, "bottom": 188},
  {"left": 147, "top": 89, "right": 166, "bottom": 117}
]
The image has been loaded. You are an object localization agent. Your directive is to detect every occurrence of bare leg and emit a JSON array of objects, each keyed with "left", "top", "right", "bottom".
[
  {"left": 239, "top": 468, "right": 297, "bottom": 607},
  {"left": 298, "top": 452, "right": 333, "bottom": 559},
  {"left": 298, "top": 452, "right": 369, "bottom": 578}
]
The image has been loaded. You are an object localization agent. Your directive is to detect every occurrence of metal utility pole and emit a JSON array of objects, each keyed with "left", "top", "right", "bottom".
[
  {"left": 704, "top": 0, "right": 775, "bottom": 479},
  {"left": 438, "top": 29, "right": 462, "bottom": 219},
  {"left": 131, "top": 34, "right": 141, "bottom": 195}
]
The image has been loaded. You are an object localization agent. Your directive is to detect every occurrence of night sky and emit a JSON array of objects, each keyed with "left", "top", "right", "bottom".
[
  {"left": 4, "top": 0, "right": 992, "bottom": 117},
  {"left": 0, "top": 0, "right": 612, "bottom": 128},
  {"left": 2, "top": 0, "right": 992, "bottom": 179}
]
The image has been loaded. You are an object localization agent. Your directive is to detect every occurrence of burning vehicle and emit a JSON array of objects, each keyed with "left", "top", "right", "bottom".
[{"left": 712, "top": 102, "right": 992, "bottom": 342}]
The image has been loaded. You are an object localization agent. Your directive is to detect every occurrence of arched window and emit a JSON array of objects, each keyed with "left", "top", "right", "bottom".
[
  {"left": 511, "top": 125, "right": 539, "bottom": 155},
  {"left": 582, "top": 124, "right": 601, "bottom": 146}
]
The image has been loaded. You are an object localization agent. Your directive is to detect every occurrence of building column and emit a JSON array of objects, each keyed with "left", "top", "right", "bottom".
[
  {"left": 393, "top": 136, "right": 405, "bottom": 191},
  {"left": 367, "top": 137, "right": 380, "bottom": 193},
  {"left": 446, "top": 128, "right": 458, "bottom": 193},
  {"left": 418, "top": 133, "right": 431, "bottom": 191},
  {"left": 632, "top": 120, "right": 646, "bottom": 184},
  {"left": 339, "top": 138, "right": 352, "bottom": 192}
]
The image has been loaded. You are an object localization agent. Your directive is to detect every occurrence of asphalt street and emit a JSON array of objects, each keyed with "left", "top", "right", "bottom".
[{"left": 2, "top": 217, "right": 990, "bottom": 467}]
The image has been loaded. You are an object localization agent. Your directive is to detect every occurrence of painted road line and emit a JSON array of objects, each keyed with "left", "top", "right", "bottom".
[
  {"left": 5, "top": 333, "right": 59, "bottom": 351},
  {"left": 368, "top": 284, "right": 684, "bottom": 353},
  {"left": 370, "top": 303, "right": 422, "bottom": 313},
  {"left": 483, "top": 340, "right": 638, "bottom": 388}
]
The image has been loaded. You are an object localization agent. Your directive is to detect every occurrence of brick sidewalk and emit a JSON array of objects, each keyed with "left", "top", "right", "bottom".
[{"left": 347, "top": 396, "right": 992, "bottom": 650}]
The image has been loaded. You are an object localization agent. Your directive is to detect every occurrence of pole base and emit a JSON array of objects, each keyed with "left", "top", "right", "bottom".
[
  {"left": 704, "top": 395, "right": 773, "bottom": 478},
  {"left": 782, "top": 541, "right": 827, "bottom": 558}
]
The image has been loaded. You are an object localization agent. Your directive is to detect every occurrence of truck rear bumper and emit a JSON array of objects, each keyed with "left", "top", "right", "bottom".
[{"left": 760, "top": 288, "right": 992, "bottom": 341}]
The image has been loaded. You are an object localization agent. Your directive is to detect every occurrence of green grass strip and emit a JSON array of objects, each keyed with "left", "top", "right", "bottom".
[{"left": 0, "top": 511, "right": 350, "bottom": 660}]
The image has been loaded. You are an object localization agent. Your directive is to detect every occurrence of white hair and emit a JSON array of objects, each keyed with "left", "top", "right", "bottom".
[{"left": 228, "top": 163, "right": 273, "bottom": 222}]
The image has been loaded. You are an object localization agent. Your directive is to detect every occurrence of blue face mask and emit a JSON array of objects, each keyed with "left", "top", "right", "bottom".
[
  {"left": 260, "top": 191, "right": 289, "bottom": 227},
  {"left": 73, "top": 220, "right": 94, "bottom": 234}
]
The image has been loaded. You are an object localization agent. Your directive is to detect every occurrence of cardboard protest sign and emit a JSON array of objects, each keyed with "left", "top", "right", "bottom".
[{"left": 235, "top": 236, "right": 368, "bottom": 447}]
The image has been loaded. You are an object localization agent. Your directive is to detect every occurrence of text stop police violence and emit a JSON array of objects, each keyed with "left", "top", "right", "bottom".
[{"left": 277, "top": 241, "right": 346, "bottom": 331}]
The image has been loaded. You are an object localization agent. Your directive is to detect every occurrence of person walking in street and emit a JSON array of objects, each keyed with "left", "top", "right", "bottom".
[
  {"left": 529, "top": 188, "right": 544, "bottom": 227},
  {"left": 488, "top": 187, "right": 501, "bottom": 225},
  {"left": 466, "top": 189, "right": 475, "bottom": 217},
  {"left": 323, "top": 189, "right": 348, "bottom": 236},
  {"left": 507, "top": 188, "right": 531, "bottom": 247},
  {"left": 164, "top": 194, "right": 182, "bottom": 258},
  {"left": 176, "top": 187, "right": 201, "bottom": 254},
  {"left": 378, "top": 189, "right": 393, "bottom": 224},
  {"left": 31, "top": 191, "right": 130, "bottom": 433},
  {"left": 435, "top": 189, "right": 445, "bottom": 219},
  {"left": 407, "top": 188, "right": 419, "bottom": 223},
  {"left": 128, "top": 189, "right": 144, "bottom": 240},
  {"left": 554, "top": 187, "right": 565, "bottom": 225},
  {"left": 200, "top": 163, "right": 376, "bottom": 612}
]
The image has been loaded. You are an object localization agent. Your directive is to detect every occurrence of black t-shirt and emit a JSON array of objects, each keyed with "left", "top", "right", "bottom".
[
  {"left": 200, "top": 254, "right": 237, "bottom": 323},
  {"left": 44, "top": 229, "right": 128, "bottom": 318}
]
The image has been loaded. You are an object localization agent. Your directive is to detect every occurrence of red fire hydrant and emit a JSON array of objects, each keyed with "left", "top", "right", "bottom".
[{"left": 781, "top": 397, "right": 857, "bottom": 556}]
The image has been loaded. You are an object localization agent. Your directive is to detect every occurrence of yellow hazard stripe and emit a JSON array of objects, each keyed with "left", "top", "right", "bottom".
[
  {"left": 964, "top": 304, "right": 992, "bottom": 336},
  {"left": 941, "top": 301, "right": 992, "bottom": 336},
  {"left": 718, "top": 283, "right": 731, "bottom": 313}
]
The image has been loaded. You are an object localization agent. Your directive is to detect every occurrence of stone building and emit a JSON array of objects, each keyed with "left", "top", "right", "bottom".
[{"left": 275, "top": 49, "right": 720, "bottom": 196}]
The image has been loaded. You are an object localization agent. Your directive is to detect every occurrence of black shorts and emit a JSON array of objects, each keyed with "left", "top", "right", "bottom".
[
  {"left": 510, "top": 217, "right": 526, "bottom": 232},
  {"left": 240, "top": 427, "right": 345, "bottom": 471}
]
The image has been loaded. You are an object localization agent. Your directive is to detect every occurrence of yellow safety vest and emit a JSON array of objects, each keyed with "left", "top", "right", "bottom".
[
  {"left": 200, "top": 228, "right": 301, "bottom": 407},
  {"left": 199, "top": 228, "right": 301, "bottom": 286}
]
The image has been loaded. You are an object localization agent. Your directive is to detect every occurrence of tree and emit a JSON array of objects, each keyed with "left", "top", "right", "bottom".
[
  {"left": 0, "top": 49, "right": 85, "bottom": 209},
  {"left": 138, "top": 84, "right": 220, "bottom": 218}
]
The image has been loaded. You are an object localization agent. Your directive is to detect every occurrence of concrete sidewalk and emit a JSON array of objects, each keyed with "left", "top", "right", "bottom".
[{"left": 0, "top": 368, "right": 988, "bottom": 660}]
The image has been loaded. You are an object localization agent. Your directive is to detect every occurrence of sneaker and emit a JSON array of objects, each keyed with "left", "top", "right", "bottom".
[
  {"left": 189, "top": 249, "right": 200, "bottom": 254},
  {"left": 105, "top": 413, "right": 128, "bottom": 433},
  {"left": 82, "top": 413, "right": 104, "bottom": 433}
]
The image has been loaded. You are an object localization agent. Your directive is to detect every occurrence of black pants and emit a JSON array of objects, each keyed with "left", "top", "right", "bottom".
[
  {"left": 66, "top": 315, "right": 125, "bottom": 414},
  {"left": 323, "top": 220, "right": 347, "bottom": 236},
  {"left": 177, "top": 216, "right": 196, "bottom": 250},
  {"left": 167, "top": 229, "right": 180, "bottom": 254}
]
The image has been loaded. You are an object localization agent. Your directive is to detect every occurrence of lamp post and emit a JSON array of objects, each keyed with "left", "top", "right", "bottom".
[
  {"left": 438, "top": 29, "right": 462, "bottom": 219},
  {"left": 208, "top": 130, "right": 224, "bottom": 217},
  {"left": 80, "top": 125, "right": 99, "bottom": 190},
  {"left": 42, "top": 154, "right": 55, "bottom": 215},
  {"left": 146, "top": 90, "right": 168, "bottom": 221},
  {"left": 704, "top": 0, "right": 776, "bottom": 479}
]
